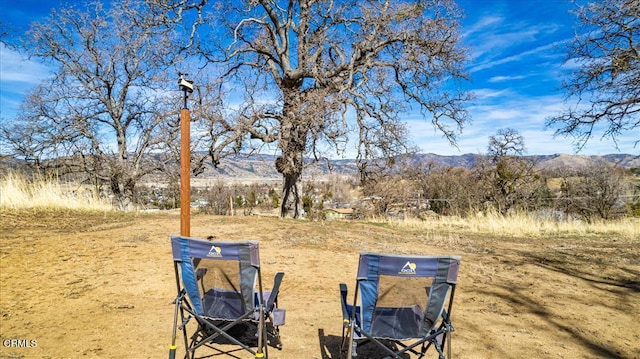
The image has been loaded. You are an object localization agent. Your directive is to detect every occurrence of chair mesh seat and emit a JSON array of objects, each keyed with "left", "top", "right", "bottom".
[
  {"left": 371, "top": 306, "right": 424, "bottom": 339},
  {"left": 202, "top": 288, "right": 245, "bottom": 320}
]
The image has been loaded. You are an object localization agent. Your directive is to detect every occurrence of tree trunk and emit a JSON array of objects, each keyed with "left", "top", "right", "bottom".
[
  {"left": 280, "top": 168, "right": 302, "bottom": 218},
  {"left": 276, "top": 88, "right": 307, "bottom": 218},
  {"left": 110, "top": 173, "right": 136, "bottom": 210},
  {"left": 275, "top": 148, "right": 304, "bottom": 218},
  {"left": 109, "top": 129, "right": 138, "bottom": 210},
  {"left": 275, "top": 126, "right": 305, "bottom": 217}
]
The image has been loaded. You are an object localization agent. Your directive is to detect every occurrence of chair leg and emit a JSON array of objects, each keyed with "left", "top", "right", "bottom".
[
  {"left": 341, "top": 322, "right": 355, "bottom": 359},
  {"left": 256, "top": 311, "right": 264, "bottom": 358},
  {"left": 266, "top": 321, "right": 282, "bottom": 349},
  {"left": 433, "top": 335, "right": 446, "bottom": 359},
  {"left": 261, "top": 314, "right": 269, "bottom": 358}
]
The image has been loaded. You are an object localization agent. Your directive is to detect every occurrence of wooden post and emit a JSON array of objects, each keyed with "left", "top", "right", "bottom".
[{"left": 180, "top": 108, "right": 190, "bottom": 237}]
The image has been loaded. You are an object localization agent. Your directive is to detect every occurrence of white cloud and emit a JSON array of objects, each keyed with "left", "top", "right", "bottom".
[
  {"left": 488, "top": 75, "right": 527, "bottom": 82},
  {"left": 402, "top": 90, "right": 638, "bottom": 157},
  {"left": 462, "top": 15, "right": 504, "bottom": 39},
  {"left": 0, "top": 43, "right": 51, "bottom": 118},
  {"left": 0, "top": 44, "right": 48, "bottom": 85},
  {"left": 472, "top": 88, "right": 512, "bottom": 100},
  {"left": 469, "top": 42, "right": 558, "bottom": 73}
]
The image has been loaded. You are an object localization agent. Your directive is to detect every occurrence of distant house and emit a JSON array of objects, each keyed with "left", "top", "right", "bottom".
[{"left": 324, "top": 208, "right": 355, "bottom": 220}]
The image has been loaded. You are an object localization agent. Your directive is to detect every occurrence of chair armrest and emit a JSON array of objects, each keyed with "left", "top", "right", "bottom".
[
  {"left": 266, "top": 272, "right": 285, "bottom": 310},
  {"left": 339, "top": 283, "right": 350, "bottom": 320}
]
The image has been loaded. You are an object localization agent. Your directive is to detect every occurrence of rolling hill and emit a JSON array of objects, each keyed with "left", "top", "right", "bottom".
[{"left": 194, "top": 153, "right": 639, "bottom": 181}]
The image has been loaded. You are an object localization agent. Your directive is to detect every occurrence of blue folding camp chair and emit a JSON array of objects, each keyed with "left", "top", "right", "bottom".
[
  {"left": 340, "top": 253, "right": 460, "bottom": 359},
  {"left": 169, "top": 236, "right": 285, "bottom": 359}
]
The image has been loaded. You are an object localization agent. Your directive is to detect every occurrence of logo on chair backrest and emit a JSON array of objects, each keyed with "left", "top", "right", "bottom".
[
  {"left": 207, "top": 246, "right": 222, "bottom": 257},
  {"left": 399, "top": 261, "right": 417, "bottom": 274}
]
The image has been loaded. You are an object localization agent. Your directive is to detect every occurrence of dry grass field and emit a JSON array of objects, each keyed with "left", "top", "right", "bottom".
[{"left": 1, "top": 209, "right": 639, "bottom": 359}]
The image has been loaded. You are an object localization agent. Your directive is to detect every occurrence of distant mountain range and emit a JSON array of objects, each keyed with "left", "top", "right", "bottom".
[
  {"left": 197, "top": 153, "right": 640, "bottom": 181},
  {"left": 2, "top": 152, "right": 636, "bottom": 183}
]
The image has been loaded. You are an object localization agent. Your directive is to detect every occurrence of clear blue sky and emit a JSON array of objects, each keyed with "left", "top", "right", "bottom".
[{"left": 1, "top": 0, "right": 638, "bottom": 156}]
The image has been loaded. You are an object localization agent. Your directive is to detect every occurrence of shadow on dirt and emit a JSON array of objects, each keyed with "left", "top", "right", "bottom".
[
  {"left": 476, "top": 241, "right": 638, "bottom": 359},
  {"left": 318, "top": 328, "right": 411, "bottom": 359}
]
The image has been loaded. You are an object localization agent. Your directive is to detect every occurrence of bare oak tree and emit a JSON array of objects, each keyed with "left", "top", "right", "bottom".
[
  {"left": 164, "top": 0, "right": 471, "bottom": 218},
  {"left": 0, "top": 1, "right": 186, "bottom": 208},
  {"left": 487, "top": 128, "right": 526, "bottom": 161},
  {"left": 547, "top": 0, "right": 639, "bottom": 150},
  {"left": 484, "top": 129, "right": 547, "bottom": 214},
  {"left": 558, "top": 160, "right": 629, "bottom": 221}
]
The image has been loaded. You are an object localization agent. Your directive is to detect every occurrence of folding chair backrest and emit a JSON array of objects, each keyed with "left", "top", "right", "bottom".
[
  {"left": 356, "top": 253, "right": 460, "bottom": 339},
  {"left": 171, "top": 236, "right": 260, "bottom": 318}
]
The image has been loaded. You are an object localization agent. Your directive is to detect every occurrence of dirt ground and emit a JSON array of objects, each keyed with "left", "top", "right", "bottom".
[{"left": 0, "top": 210, "right": 638, "bottom": 359}]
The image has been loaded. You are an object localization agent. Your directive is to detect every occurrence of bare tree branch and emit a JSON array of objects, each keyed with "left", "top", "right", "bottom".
[{"left": 547, "top": 0, "right": 639, "bottom": 151}]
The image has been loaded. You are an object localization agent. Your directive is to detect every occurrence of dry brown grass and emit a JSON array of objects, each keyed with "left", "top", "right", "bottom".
[
  {"left": 0, "top": 172, "right": 113, "bottom": 211},
  {"left": 391, "top": 210, "right": 640, "bottom": 240},
  {"left": 2, "top": 173, "right": 637, "bottom": 240}
]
